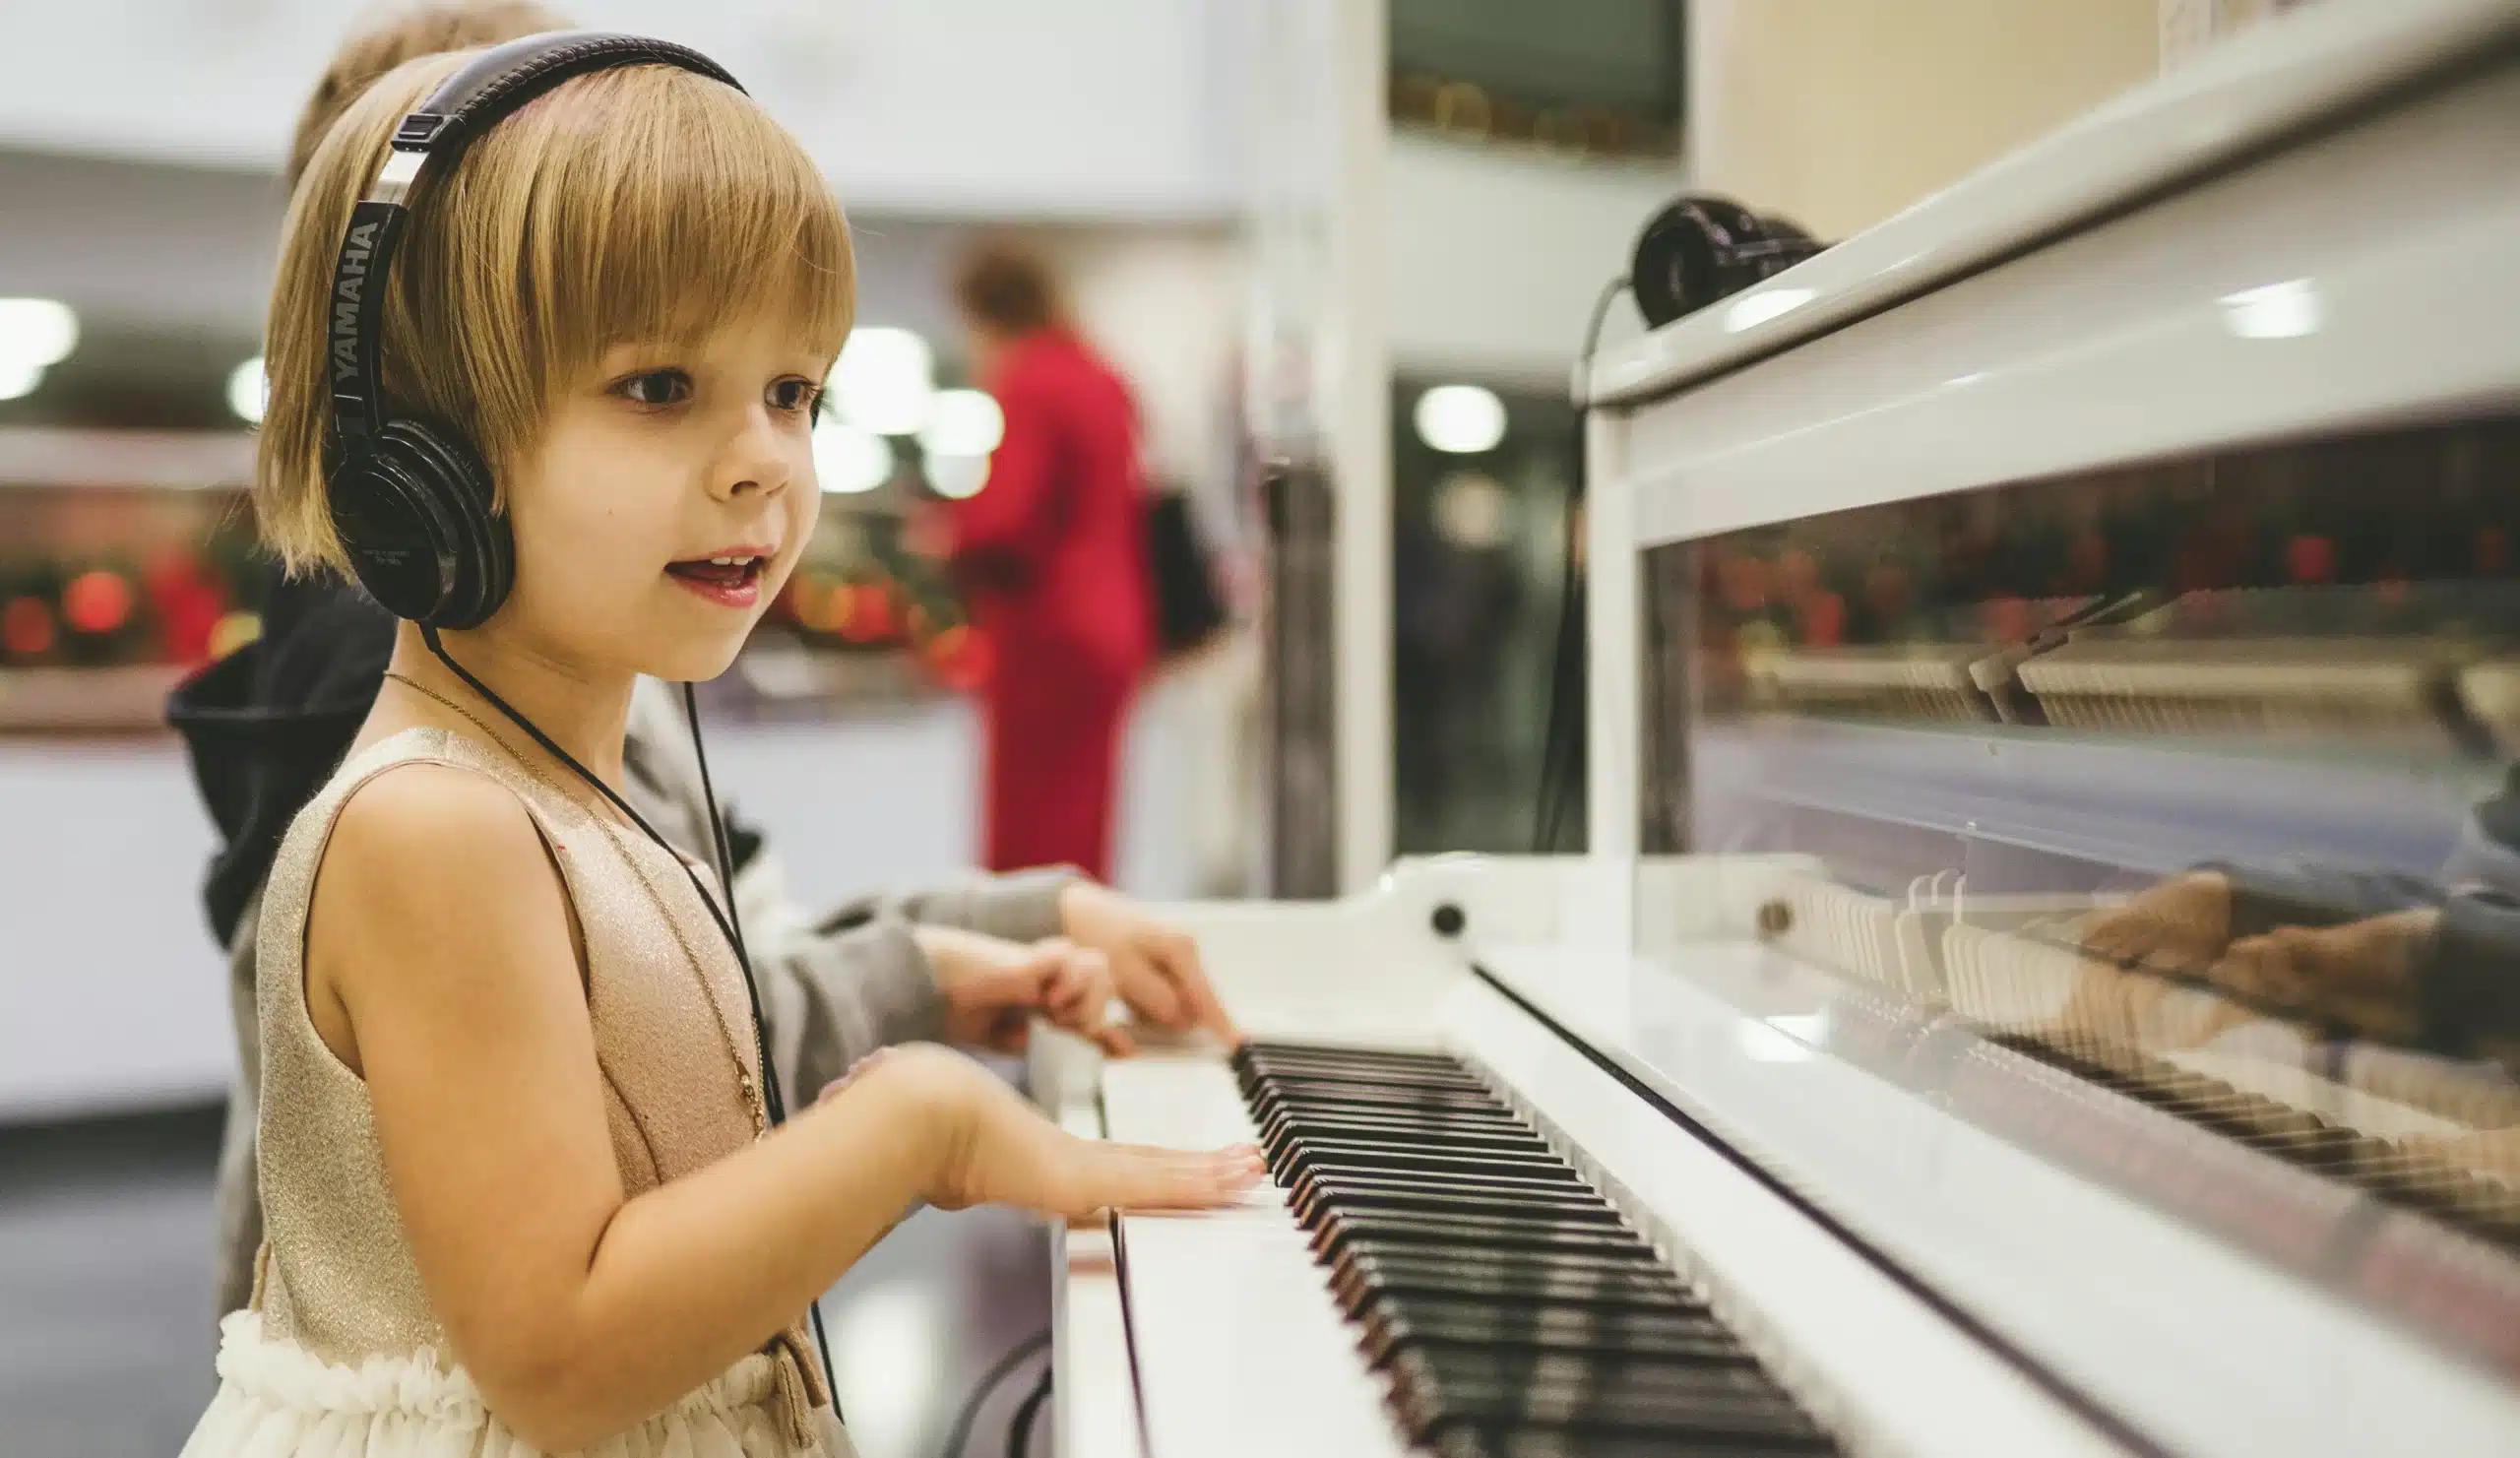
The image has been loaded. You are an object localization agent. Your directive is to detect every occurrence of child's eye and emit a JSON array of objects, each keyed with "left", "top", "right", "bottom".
[
  {"left": 770, "top": 377, "right": 823, "bottom": 415},
  {"left": 613, "top": 369, "right": 693, "bottom": 408}
]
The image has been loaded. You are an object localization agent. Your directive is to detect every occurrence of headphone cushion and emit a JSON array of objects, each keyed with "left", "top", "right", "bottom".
[
  {"left": 331, "top": 420, "right": 513, "bottom": 628},
  {"left": 386, "top": 420, "right": 511, "bottom": 628}
]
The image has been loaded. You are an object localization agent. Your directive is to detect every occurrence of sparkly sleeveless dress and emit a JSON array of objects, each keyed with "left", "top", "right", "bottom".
[{"left": 182, "top": 727, "right": 850, "bottom": 1458}]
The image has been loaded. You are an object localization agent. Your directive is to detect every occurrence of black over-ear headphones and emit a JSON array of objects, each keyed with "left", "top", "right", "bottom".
[
  {"left": 1628, "top": 193, "right": 1826, "bottom": 329},
  {"left": 327, "top": 31, "right": 741, "bottom": 628},
  {"left": 320, "top": 31, "right": 838, "bottom": 1398}
]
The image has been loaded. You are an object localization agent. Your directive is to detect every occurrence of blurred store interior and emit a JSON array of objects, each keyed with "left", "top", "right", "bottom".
[{"left": 5, "top": 2, "right": 2426, "bottom": 1455}]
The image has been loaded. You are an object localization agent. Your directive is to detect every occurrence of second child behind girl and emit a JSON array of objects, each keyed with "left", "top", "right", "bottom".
[{"left": 183, "top": 34, "right": 1257, "bottom": 1458}]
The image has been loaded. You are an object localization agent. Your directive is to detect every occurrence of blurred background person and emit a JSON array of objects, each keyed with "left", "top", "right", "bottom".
[{"left": 931, "top": 242, "right": 1153, "bottom": 882}]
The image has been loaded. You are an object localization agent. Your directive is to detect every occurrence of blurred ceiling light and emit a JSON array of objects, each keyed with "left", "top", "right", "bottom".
[
  {"left": 1721, "top": 285, "right": 1814, "bottom": 334},
  {"left": 926, "top": 453, "right": 989, "bottom": 500},
  {"left": 830, "top": 327, "right": 934, "bottom": 436},
  {"left": 227, "top": 356, "right": 268, "bottom": 424},
  {"left": 1413, "top": 384, "right": 1507, "bottom": 455},
  {"left": 917, "top": 389, "right": 1004, "bottom": 459},
  {"left": 0, "top": 297, "right": 79, "bottom": 370},
  {"left": 0, "top": 359, "right": 43, "bottom": 402},
  {"left": 812, "top": 420, "right": 895, "bottom": 494},
  {"left": 2220, "top": 278, "right": 2320, "bottom": 340}
]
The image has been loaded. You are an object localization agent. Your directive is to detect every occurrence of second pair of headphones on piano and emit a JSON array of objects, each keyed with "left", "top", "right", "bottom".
[{"left": 1628, "top": 194, "right": 1825, "bottom": 329}]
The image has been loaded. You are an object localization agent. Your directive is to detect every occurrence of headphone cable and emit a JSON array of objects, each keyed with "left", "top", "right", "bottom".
[
  {"left": 415, "top": 625, "right": 840, "bottom": 1399},
  {"left": 940, "top": 1329, "right": 1051, "bottom": 1458},
  {"left": 1005, "top": 1363, "right": 1053, "bottom": 1458},
  {"left": 1535, "top": 274, "right": 1633, "bottom": 853},
  {"left": 678, "top": 679, "right": 842, "bottom": 1402}
]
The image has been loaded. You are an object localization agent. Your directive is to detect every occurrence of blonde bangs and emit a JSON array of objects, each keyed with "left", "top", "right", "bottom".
[
  {"left": 255, "top": 50, "right": 854, "bottom": 575},
  {"left": 490, "top": 65, "right": 856, "bottom": 387}
]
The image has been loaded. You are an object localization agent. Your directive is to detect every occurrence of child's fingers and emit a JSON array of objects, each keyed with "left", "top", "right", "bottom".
[
  {"left": 1114, "top": 947, "right": 1186, "bottom": 1029},
  {"left": 1083, "top": 1142, "right": 1265, "bottom": 1213},
  {"left": 1045, "top": 948, "right": 1122, "bottom": 1041}
]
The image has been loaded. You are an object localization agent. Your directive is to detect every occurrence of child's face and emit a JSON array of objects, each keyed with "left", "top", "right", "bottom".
[{"left": 493, "top": 319, "right": 829, "bottom": 683}]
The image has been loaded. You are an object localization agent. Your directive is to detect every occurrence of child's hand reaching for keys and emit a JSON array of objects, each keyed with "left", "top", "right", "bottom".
[{"left": 821, "top": 1044, "right": 1263, "bottom": 1220}]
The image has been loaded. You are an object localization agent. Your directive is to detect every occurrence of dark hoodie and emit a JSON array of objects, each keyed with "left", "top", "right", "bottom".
[{"left": 166, "top": 567, "right": 397, "bottom": 947}]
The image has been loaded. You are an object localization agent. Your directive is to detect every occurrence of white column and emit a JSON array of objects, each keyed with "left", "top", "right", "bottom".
[
  {"left": 1585, "top": 407, "right": 1637, "bottom": 864},
  {"left": 1329, "top": 0, "right": 1393, "bottom": 893}
]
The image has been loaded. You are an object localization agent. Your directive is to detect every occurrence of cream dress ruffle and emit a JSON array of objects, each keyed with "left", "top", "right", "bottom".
[{"left": 182, "top": 1311, "right": 846, "bottom": 1458}]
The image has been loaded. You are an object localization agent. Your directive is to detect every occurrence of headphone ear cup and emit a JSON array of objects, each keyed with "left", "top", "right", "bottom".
[
  {"left": 330, "top": 421, "right": 512, "bottom": 628},
  {"left": 332, "top": 443, "right": 462, "bottom": 624},
  {"left": 1630, "top": 194, "right": 1774, "bottom": 329},
  {"left": 381, "top": 420, "right": 512, "bottom": 629}
]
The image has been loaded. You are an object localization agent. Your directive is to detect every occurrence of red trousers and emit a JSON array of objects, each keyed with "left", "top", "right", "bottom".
[{"left": 978, "top": 652, "right": 1135, "bottom": 881}]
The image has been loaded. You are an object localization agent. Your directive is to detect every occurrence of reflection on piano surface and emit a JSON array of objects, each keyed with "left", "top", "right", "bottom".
[{"left": 1659, "top": 412, "right": 2520, "bottom": 1378}]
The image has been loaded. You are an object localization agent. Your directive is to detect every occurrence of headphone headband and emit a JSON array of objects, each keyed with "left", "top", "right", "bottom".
[{"left": 325, "top": 32, "right": 744, "bottom": 446}]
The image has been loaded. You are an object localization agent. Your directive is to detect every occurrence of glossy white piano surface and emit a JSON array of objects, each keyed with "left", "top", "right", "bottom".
[
  {"left": 1058, "top": 862, "right": 2127, "bottom": 1458},
  {"left": 1052, "top": 3, "right": 2520, "bottom": 1454}
]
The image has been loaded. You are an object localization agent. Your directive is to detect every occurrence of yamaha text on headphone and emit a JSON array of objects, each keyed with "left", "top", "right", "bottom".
[{"left": 319, "top": 30, "right": 834, "bottom": 1397}]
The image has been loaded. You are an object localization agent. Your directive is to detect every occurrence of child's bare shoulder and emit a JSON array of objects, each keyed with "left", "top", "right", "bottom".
[{"left": 314, "top": 760, "right": 567, "bottom": 971}]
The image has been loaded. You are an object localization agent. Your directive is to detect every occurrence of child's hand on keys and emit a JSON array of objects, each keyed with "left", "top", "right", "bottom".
[
  {"left": 834, "top": 1044, "right": 1262, "bottom": 1219},
  {"left": 915, "top": 926, "right": 1133, "bottom": 1055}
]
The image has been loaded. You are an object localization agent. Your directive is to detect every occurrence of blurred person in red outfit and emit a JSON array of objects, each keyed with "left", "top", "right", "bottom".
[{"left": 940, "top": 242, "right": 1153, "bottom": 880}]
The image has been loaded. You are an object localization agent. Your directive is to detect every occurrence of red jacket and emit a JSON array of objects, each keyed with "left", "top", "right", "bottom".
[{"left": 946, "top": 329, "right": 1152, "bottom": 685}]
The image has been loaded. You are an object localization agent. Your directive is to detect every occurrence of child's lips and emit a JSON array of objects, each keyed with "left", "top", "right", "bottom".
[{"left": 664, "top": 555, "right": 766, "bottom": 606}]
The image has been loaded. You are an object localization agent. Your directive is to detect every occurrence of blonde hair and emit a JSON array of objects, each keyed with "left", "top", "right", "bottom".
[
  {"left": 257, "top": 51, "right": 855, "bottom": 574},
  {"left": 285, "top": 2, "right": 568, "bottom": 189}
]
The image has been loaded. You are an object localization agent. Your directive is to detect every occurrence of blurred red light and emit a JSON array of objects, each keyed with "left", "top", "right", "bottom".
[
  {"left": 64, "top": 570, "right": 136, "bottom": 635},
  {"left": 2, "top": 597, "right": 54, "bottom": 657}
]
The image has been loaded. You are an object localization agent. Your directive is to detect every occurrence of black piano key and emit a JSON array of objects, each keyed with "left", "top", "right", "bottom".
[
  {"left": 1262, "top": 1107, "right": 1546, "bottom": 1141},
  {"left": 1392, "top": 1370, "right": 1822, "bottom": 1438},
  {"left": 1314, "top": 1212, "right": 1662, "bottom": 1263},
  {"left": 1431, "top": 1424, "right": 1837, "bottom": 1458},
  {"left": 1292, "top": 1171, "right": 1595, "bottom": 1212},
  {"left": 1239, "top": 1062, "right": 1491, "bottom": 1098},
  {"left": 1266, "top": 1126, "right": 1553, "bottom": 1164},
  {"left": 1290, "top": 1160, "right": 1593, "bottom": 1204},
  {"left": 1331, "top": 1252, "right": 1704, "bottom": 1312},
  {"left": 1238, "top": 1041, "right": 1468, "bottom": 1073},
  {"left": 1292, "top": 1177, "right": 1626, "bottom": 1229},
  {"left": 1240, "top": 1041, "right": 1842, "bottom": 1456},
  {"left": 1282, "top": 1146, "right": 1581, "bottom": 1184},
  {"left": 1355, "top": 1299, "right": 1753, "bottom": 1364},
  {"left": 1242, "top": 1059, "right": 1494, "bottom": 1089},
  {"left": 1252, "top": 1082, "right": 1512, "bottom": 1113},
  {"left": 1387, "top": 1347, "right": 1828, "bottom": 1446}
]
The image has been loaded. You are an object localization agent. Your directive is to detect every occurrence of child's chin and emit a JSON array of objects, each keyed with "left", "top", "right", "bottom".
[{"left": 642, "top": 636, "right": 748, "bottom": 687}]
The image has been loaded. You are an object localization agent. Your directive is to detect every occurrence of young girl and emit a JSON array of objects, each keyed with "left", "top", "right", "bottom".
[{"left": 183, "top": 41, "right": 1258, "bottom": 1458}]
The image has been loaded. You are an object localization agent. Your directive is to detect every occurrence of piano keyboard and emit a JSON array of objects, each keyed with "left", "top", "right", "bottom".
[{"left": 1232, "top": 1039, "right": 1844, "bottom": 1458}]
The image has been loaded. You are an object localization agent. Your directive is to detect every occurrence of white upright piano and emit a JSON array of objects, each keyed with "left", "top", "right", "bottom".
[{"left": 1047, "top": 3, "right": 2520, "bottom": 1454}]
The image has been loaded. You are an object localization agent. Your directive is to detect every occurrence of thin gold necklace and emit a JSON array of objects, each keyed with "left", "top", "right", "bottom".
[{"left": 379, "top": 669, "right": 769, "bottom": 1132}]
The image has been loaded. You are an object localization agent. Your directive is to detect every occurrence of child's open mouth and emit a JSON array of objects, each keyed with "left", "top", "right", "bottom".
[{"left": 665, "top": 553, "right": 768, "bottom": 608}]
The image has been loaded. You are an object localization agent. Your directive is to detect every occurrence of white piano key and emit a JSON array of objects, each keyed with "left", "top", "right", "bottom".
[
  {"left": 1049, "top": 1095, "right": 1147, "bottom": 1458},
  {"left": 1102, "top": 1056, "right": 1413, "bottom": 1458}
]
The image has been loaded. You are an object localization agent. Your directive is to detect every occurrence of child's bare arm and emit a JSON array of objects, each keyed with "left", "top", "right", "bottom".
[{"left": 311, "top": 764, "right": 1251, "bottom": 1451}]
